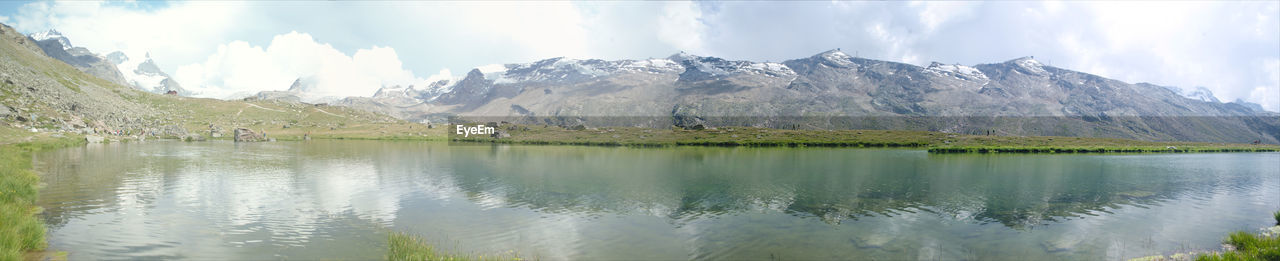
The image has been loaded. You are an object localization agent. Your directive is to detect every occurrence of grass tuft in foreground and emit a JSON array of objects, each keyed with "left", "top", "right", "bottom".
[
  {"left": 388, "top": 232, "right": 523, "bottom": 261},
  {"left": 1195, "top": 212, "right": 1280, "bottom": 261},
  {"left": 0, "top": 136, "right": 84, "bottom": 260}
]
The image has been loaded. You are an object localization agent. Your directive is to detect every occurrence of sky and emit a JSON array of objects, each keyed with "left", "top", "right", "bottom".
[{"left": 1, "top": 1, "right": 1277, "bottom": 110}]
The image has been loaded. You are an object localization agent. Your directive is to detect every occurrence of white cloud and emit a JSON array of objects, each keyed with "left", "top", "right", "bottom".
[
  {"left": 1252, "top": 59, "right": 1280, "bottom": 111},
  {"left": 11, "top": 1, "right": 245, "bottom": 70},
  {"left": 0, "top": 15, "right": 9, "bottom": 23},
  {"left": 173, "top": 32, "right": 426, "bottom": 100},
  {"left": 656, "top": 1, "right": 706, "bottom": 54}
]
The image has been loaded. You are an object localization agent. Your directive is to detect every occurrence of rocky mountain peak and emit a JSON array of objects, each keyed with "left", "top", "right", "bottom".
[
  {"left": 1229, "top": 98, "right": 1266, "bottom": 112},
  {"left": 817, "top": 49, "right": 852, "bottom": 60},
  {"left": 1164, "top": 86, "right": 1221, "bottom": 103},
  {"left": 1008, "top": 56, "right": 1043, "bottom": 67},
  {"left": 29, "top": 29, "right": 72, "bottom": 50},
  {"left": 810, "top": 49, "right": 857, "bottom": 68},
  {"left": 372, "top": 84, "right": 409, "bottom": 98},
  {"left": 105, "top": 51, "right": 128, "bottom": 64},
  {"left": 994, "top": 56, "right": 1048, "bottom": 75},
  {"left": 287, "top": 78, "right": 304, "bottom": 92},
  {"left": 465, "top": 68, "right": 487, "bottom": 80},
  {"left": 27, "top": 29, "right": 131, "bottom": 87}
]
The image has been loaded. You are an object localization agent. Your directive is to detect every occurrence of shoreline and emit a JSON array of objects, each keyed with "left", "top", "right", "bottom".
[
  {"left": 6, "top": 127, "right": 1275, "bottom": 260},
  {"left": 0, "top": 134, "right": 84, "bottom": 260},
  {"left": 447, "top": 124, "right": 1279, "bottom": 154}
]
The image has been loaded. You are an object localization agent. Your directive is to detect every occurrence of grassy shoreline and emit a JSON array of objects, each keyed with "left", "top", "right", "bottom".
[
  {"left": 0, "top": 134, "right": 84, "bottom": 260},
  {"left": 448, "top": 124, "right": 1279, "bottom": 153},
  {"left": 0, "top": 124, "right": 440, "bottom": 260}
]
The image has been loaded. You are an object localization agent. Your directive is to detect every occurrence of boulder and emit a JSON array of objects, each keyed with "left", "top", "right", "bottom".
[
  {"left": 84, "top": 135, "right": 104, "bottom": 143},
  {"left": 233, "top": 128, "right": 265, "bottom": 142}
]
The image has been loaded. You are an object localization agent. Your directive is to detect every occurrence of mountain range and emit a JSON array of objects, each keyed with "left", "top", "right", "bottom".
[
  {"left": 18, "top": 28, "right": 1280, "bottom": 144},
  {"left": 29, "top": 30, "right": 190, "bottom": 95},
  {"left": 334, "top": 50, "right": 1277, "bottom": 144}
]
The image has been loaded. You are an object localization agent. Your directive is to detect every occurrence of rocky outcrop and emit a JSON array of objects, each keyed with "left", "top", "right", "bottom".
[{"left": 233, "top": 128, "right": 266, "bottom": 142}]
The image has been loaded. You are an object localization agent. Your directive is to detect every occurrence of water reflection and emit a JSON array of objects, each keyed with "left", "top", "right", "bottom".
[{"left": 33, "top": 141, "right": 1280, "bottom": 260}]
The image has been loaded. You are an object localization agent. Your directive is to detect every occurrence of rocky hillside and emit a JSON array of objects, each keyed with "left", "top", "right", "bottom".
[
  {"left": 28, "top": 30, "right": 131, "bottom": 88},
  {"left": 348, "top": 50, "right": 1277, "bottom": 143},
  {"left": 0, "top": 23, "right": 424, "bottom": 141}
]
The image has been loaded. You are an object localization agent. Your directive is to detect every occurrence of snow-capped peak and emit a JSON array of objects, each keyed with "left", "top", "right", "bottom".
[
  {"left": 1007, "top": 56, "right": 1048, "bottom": 75},
  {"left": 1011, "top": 56, "right": 1043, "bottom": 68},
  {"left": 814, "top": 49, "right": 856, "bottom": 67},
  {"left": 1165, "top": 86, "right": 1221, "bottom": 103},
  {"left": 29, "top": 29, "right": 72, "bottom": 50},
  {"left": 109, "top": 50, "right": 188, "bottom": 95},
  {"left": 819, "top": 49, "right": 852, "bottom": 60}
]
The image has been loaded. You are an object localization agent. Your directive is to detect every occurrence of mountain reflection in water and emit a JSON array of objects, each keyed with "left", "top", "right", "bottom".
[{"left": 33, "top": 141, "right": 1280, "bottom": 260}]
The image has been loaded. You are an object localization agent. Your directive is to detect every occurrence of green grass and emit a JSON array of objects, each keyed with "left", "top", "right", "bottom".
[
  {"left": 1196, "top": 230, "right": 1280, "bottom": 261},
  {"left": 119, "top": 95, "right": 441, "bottom": 142},
  {"left": 387, "top": 232, "right": 522, "bottom": 261},
  {"left": 448, "top": 123, "right": 1280, "bottom": 154},
  {"left": 1274, "top": 211, "right": 1279, "bottom": 226},
  {"left": 0, "top": 133, "right": 85, "bottom": 260}
]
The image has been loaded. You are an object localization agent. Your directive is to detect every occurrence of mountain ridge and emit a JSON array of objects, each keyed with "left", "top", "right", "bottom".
[
  {"left": 26, "top": 29, "right": 190, "bottom": 96},
  {"left": 342, "top": 49, "right": 1277, "bottom": 144},
  {"left": 9, "top": 26, "right": 1276, "bottom": 144}
]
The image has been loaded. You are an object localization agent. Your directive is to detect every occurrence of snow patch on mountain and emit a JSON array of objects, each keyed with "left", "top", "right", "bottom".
[
  {"left": 370, "top": 77, "right": 458, "bottom": 104},
  {"left": 669, "top": 52, "right": 795, "bottom": 77},
  {"left": 816, "top": 49, "right": 856, "bottom": 67},
  {"left": 1010, "top": 56, "right": 1048, "bottom": 75},
  {"left": 622, "top": 59, "right": 681, "bottom": 72},
  {"left": 927, "top": 62, "right": 988, "bottom": 81},
  {"left": 475, "top": 63, "right": 509, "bottom": 83}
]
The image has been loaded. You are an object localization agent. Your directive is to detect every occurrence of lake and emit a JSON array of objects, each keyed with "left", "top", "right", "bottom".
[{"left": 32, "top": 140, "right": 1280, "bottom": 260}]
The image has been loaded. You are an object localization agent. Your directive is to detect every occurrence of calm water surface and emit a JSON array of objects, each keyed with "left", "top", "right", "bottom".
[{"left": 32, "top": 140, "right": 1280, "bottom": 260}]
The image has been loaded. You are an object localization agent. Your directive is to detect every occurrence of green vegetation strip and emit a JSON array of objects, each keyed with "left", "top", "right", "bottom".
[
  {"left": 0, "top": 136, "right": 84, "bottom": 260},
  {"left": 1194, "top": 211, "right": 1280, "bottom": 261},
  {"left": 449, "top": 124, "right": 1279, "bottom": 154},
  {"left": 388, "top": 232, "right": 522, "bottom": 261}
]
